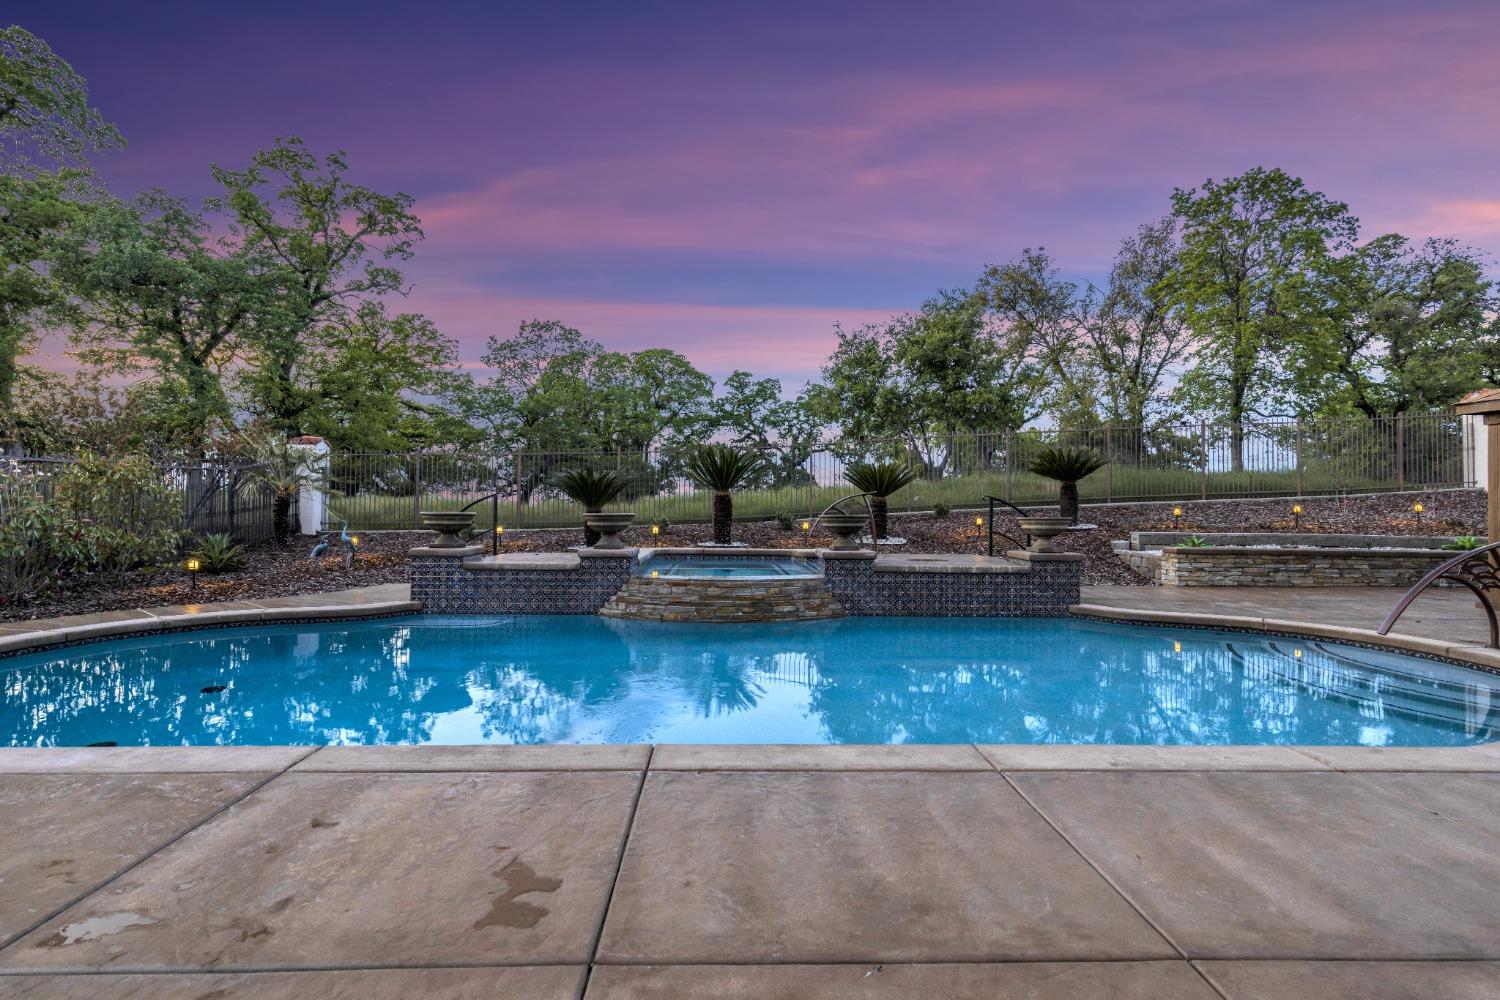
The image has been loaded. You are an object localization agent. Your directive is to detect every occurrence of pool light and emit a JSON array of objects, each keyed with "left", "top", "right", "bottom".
[{"left": 1173, "top": 640, "right": 1182, "bottom": 653}]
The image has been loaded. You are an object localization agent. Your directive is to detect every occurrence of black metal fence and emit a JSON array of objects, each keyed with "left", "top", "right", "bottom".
[
  {"left": 0, "top": 457, "right": 279, "bottom": 545},
  {"left": 320, "top": 412, "right": 1480, "bottom": 531}
]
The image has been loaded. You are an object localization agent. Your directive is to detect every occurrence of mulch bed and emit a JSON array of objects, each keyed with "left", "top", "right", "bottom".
[{"left": 6, "top": 490, "right": 1484, "bottom": 622}]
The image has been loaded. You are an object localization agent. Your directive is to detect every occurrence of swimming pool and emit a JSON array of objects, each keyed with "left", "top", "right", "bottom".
[
  {"left": 2, "top": 616, "right": 1496, "bottom": 747},
  {"left": 635, "top": 555, "right": 821, "bottom": 578}
]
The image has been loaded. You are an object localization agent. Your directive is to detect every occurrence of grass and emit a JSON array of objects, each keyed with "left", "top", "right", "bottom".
[{"left": 329, "top": 465, "right": 1451, "bottom": 531}]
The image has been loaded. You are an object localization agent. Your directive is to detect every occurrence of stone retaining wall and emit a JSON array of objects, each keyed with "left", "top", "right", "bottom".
[
  {"left": 601, "top": 576, "right": 844, "bottom": 622},
  {"left": 1158, "top": 547, "right": 1450, "bottom": 587}
]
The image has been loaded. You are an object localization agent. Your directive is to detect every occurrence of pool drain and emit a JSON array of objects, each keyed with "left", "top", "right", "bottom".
[
  {"left": 200, "top": 684, "right": 227, "bottom": 694},
  {"left": 86, "top": 741, "right": 117, "bottom": 747}
]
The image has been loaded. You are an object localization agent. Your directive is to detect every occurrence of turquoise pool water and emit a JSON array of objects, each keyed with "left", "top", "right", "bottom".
[
  {"left": 636, "top": 556, "right": 820, "bottom": 578},
  {"left": 1, "top": 616, "right": 1496, "bottom": 747}
]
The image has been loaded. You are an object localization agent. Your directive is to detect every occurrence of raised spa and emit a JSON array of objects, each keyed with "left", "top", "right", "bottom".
[
  {"left": 2, "top": 617, "right": 1496, "bottom": 747},
  {"left": 635, "top": 555, "right": 821, "bottom": 579}
]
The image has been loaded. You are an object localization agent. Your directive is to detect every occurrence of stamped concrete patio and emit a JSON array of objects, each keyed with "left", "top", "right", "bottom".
[{"left": 3, "top": 743, "right": 1500, "bottom": 999}]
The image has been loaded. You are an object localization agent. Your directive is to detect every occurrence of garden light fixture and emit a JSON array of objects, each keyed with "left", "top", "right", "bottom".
[
  {"left": 650, "top": 522, "right": 661, "bottom": 537},
  {"left": 1292, "top": 503, "right": 1303, "bottom": 528},
  {"left": 1172, "top": 505, "right": 1183, "bottom": 529},
  {"left": 493, "top": 523, "right": 504, "bottom": 554},
  {"left": 185, "top": 556, "right": 200, "bottom": 592},
  {"left": 1413, "top": 502, "right": 1424, "bottom": 524}
]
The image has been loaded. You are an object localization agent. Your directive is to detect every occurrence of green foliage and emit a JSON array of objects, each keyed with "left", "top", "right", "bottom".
[
  {"left": 1028, "top": 447, "right": 1106, "bottom": 484},
  {"left": 243, "top": 433, "right": 323, "bottom": 542},
  {"left": 0, "top": 454, "right": 180, "bottom": 604},
  {"left": 190, "top": 532, "right": 246, "bottom": 572},
  {"left": 684, "top": 445, "right": 762, "bottom": 493},
  {"left": 1168, "top": 167, "right": 1359, "bottom": 466},
  {"left": 0, "top": 25, "right": 124, "bottom": 172},
  {"left": 844, "top": 461, "right": 918, "bottom": 499},
  {"left": 1442, "top": 535, "right": 1483, "bottom": 551},
  {"left": 1178, "top": 535, "right": 1212, "bottom": 548},
  {"left": 553, "top": 467, "right": 627, "bottom": 511},
  {"left": 773, "top": 510, "right": 796, "bottom": 530},
  {"left": 206, "top": 137, "right": 425, "bottom": 435},
  {"left": 932, "top": 502, "right": 951, "bottom": 519}
]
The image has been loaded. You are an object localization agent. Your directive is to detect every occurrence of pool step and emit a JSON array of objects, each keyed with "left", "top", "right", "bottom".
[{"left": 599, "top": 576, "right": 845, "bottom": 623}]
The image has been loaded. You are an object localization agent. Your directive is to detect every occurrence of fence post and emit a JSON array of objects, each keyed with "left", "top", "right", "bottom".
[
  {"left": 411, "top": 451, "right": 422, "bottom": 529},
  {"left": 1295, "top": 418, "right": 1304, "bottom": 496},
  {"left": 1395, "top": 412, "right": 1406, "bottom": 489},
  {"left": 1004, "top": 430, "right": 1015, "bottom": 503},
  {"left": 1199, "top": 420, "right": 1209, "bottom": 500},
  {"left": 1105, "top": 423, "right": 1113, "bottom": 502},
  {"left": 513, "top": 448, "right": 525, "bottom": 529},
  {"left": 806, "top": 451, "right": 815, "bottom": 518}
]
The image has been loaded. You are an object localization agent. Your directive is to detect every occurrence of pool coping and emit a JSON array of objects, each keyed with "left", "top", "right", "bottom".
[{"left": 3, "top": 588, "right": 1498, "bottom": 758}]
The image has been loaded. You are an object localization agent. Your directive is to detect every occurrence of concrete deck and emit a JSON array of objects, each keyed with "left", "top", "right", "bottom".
[{"left": 2, "top": 745, "right": 1500, "bottom": 998}]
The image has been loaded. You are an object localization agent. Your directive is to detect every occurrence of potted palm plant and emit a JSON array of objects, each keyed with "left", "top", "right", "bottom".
[
  {"left": 684, "top": 444, "right": 763, "bottom": 545},
  {"left": 554, "top": 467, "right": 631, "bottom": 547},
  {"left": 844, "top": 461, "right": 918, "bottom": 540},
  {"left": 1028, "top": 446, "right": 1106, "bottom": 526}
]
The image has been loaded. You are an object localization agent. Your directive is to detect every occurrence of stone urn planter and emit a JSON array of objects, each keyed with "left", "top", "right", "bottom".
[
  {"left": 585, "top": 511, "right": 636, "bottom": 550},
  {"left": 1017, "top": 516, "right": 1073, "bottom": 552},
  {"left": 419, "top": 510, "right": 477, "bottom": 548},
  {"left": 819, "top": 512, "right": 871, "bottom": 551}
]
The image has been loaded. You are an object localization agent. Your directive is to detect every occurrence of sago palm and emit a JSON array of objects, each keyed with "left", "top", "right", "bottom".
[
  {"left": 684, "top": 445, "right": 763, "bottom": 544},
  {"left": 1028, "top": 446, "right": 1106, "bottom": 524},
  {"left": 554, "top": 467, "right": 627, "bottom": 546},
  {"left": 244, "top": 433, "right": 322, "bottom": 544},
  {"left": 844, "top": 461, "right": 917, "bottom": 540}
]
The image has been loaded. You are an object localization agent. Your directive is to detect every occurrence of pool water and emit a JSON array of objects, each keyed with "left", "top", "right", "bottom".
[
  {"left": 637, "top": 556, "right": 820, "bottom": 578},
  {"left": 1, "top": 616, "right": 1496, "bottom": 747}
]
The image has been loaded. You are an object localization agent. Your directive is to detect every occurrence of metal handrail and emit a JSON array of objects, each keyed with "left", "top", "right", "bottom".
[
  {"left": 459, "top": 491, "right": 504, "bottom": 554},
  {"left": 1378, "top": 540, "right": 1500, "bottom": 648},
  {"left": 982, "top": 495, "right": 1029, "bottom": 556}
]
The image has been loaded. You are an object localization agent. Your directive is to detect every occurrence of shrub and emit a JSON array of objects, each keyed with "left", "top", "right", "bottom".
[
  {"left": 933, "top": 501, "right": 951, "bottom": 519},
  {"left": 773, "top": 511, "right": 796, "bottom": 531},
  {"left": 243, "top": 433, "right": 322, "bottom": 544},
  {"left": 1028, "top": 447, "right": 1107, "bottom": 524},
  {"left": 0, "top": 454, "right": 181, "bottom": 605},
  {"left": 684, "top": 445, "right": 763, "bottom": 545},
  {"left": 1442, "top": 535, "right": 1483, "bottom": 551},
  {"left": 845, "top": 461, "right": 918, "bottom": 539},
  {"left": 1178, "top": 534, "right": 1212, "bottom": 548},
  {"left": 191, "top": 532, "right": 246, "bottom": 572},
  {"left": 553, "top": 467, "right": 628, "bottom": 546}
]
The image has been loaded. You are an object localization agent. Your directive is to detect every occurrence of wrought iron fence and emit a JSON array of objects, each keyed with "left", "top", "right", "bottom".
[
  {"left": 0, "top": 457, "right": 279, "bottom": 545},
  {"left": 322, "top": 412, "right": 1479, "bottom": 531}
]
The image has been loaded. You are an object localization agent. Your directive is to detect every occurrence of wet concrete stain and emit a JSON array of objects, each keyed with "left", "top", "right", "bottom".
[
  {"left": 473, "top": 856, "right": 562, "bottom": 930},
  {"left": 309, "top": 817, "right": 339, "bottom": 828},
  {"left": 35, "top": 911, "right": 157, "bottom": 947}
]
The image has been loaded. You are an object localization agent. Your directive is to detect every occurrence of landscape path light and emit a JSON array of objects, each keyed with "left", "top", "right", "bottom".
[{"left": 185, "top": 556, "right": 200, "bottom": 593}]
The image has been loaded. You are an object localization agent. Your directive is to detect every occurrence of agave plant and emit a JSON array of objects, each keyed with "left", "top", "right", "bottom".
[
  {"left": 1028, "top": 446, "right": 1106, "bottom": 524},
  {"left": 553, "top": 467, "right": 627, "bottom": 546},
  {"left": 243, "top": 433, "right": 322, "bottom": 544},
  {"left": 684, "top": 445, "right": 763, "bottom": 544},
  {"left": 844, "top": 461, "right": 918, "bottom": 540},
  {"left": 189, "top": 532, "right": 246, "bottom": 573}
]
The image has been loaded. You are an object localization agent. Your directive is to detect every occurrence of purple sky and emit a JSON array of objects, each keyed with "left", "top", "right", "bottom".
[{"left": 19, "top": 0, "right": 1500, "bottom": 387}]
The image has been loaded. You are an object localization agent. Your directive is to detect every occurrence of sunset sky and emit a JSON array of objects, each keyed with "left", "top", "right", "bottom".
[{"left": 20, "top": 0, "right": 1500, "bottom": 387}]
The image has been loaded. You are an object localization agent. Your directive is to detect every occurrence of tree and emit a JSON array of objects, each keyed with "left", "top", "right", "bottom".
[
  {"left": 684, "top": 444, "right": 762, "bottom": 544},
  {"left": 63, "top": 192, "right": 290, "bottom": 456},
  {"left": 0, "top": 25, "right": 123, "bottom": 172},
  {"left": 810, "top": 289, "right": 1046, "bottom": 475},
  {"left": 1077, "top": 217, "right": 1195, "bottom": 448},
  {"left": 1168, "top": 167, "right": 1358, "bottom": 469},
  {"left": 1292, "top": 235, "right": 1494, "bottom": 418},
  {"left": 0, "top": 169, "right": 91, "bottom": 422},
  {"left": 207, "top": 137, "right": 423, "bottom": 434},
  {"left": 979, "top": 247, "right": 1089, "bottom": 427},
  {"left": 298, "top": 300, "right": 476, "bottom": 452}
]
